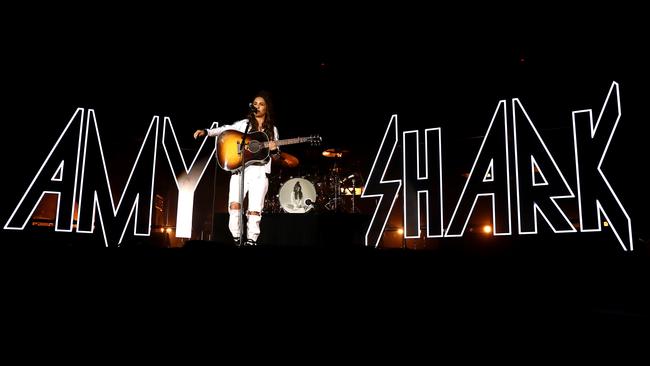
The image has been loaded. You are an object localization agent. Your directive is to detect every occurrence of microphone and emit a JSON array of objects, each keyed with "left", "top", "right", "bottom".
[{"left": 248, "top": 103, "right": 258, "bottom": 113}]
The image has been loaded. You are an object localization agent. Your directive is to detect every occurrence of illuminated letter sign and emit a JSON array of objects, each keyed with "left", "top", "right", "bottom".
[
  {"left": 4, "top": 110, "right": 214, "bottom": 246},
  {"left": 363, "top": 82, "right": 633, "bottom": 251},
  {"left": 572, "top": 82, "right": 633, "bottom": 251},
  {"left": 446, "top": 100, "right": 512, "bottom": 237},
  {"left": 3, "top": 82, "right": 634, "bottom": 251},
  {"left": 4, "top": 108, "right": 85, "bottom": 233}
]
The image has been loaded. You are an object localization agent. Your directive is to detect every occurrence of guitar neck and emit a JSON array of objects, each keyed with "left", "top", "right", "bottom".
[{"left": 263, "top": 137, "right": 309, "bottom": 147}]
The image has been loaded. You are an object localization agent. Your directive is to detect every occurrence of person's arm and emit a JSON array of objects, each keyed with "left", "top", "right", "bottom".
[
  {"left": 269, "top": 126, "right": 280, "bottom": 155},
  {"left": 193, "top": 119, "right": 248, "bottom": 139}
]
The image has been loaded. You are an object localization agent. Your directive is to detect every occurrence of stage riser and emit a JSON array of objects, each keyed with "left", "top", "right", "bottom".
[{"left": 212, "top": 213, "right": 369, "bottom": 247}]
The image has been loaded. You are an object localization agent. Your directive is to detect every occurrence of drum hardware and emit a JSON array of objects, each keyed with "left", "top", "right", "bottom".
[
  {"left": 340, "top": 173, "right": 359, "bottom": 213},
  {"left": 263, "top": 174, "right": 284, "bottom": 213},
  {"left": 263, "top": 146, "right": 364, "bottom": 214},
  {"left": 322, "top": 148, "right": 350, "bottom": 159}
]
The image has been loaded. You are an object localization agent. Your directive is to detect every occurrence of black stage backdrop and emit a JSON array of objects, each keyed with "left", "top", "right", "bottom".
[
  {"left": 1, "top": 6, "right": 648, "bottom": 328},
  {"left": 3, "top": 8, "right": 648, "bottom": 245}
]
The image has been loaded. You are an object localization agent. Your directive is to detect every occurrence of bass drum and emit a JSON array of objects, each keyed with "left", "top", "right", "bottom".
[{"left": 278, "top": 177, "right": 317, "bottom": 213}]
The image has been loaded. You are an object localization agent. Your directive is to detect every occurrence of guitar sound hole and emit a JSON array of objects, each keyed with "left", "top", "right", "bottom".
[{"left": 248, "top": 141, "right": 261, "bottom": 153}]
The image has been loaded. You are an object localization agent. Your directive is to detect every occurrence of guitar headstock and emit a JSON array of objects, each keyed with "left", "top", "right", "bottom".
[{"left": 308, "top": 135, "right": 322, "bottom": 146}]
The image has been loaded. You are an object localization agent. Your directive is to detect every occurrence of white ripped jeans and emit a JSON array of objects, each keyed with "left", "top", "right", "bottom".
[{"left": 227, "top": 165, "right": 269, "bottom": 241}]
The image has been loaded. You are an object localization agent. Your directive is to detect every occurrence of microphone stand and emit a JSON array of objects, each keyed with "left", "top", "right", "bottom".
[
  {"left": 351, "top": 176, "right": 356, "bottom": 213},
  {"left": 237, "top": 120, "right": 252, "bottom": 247}
]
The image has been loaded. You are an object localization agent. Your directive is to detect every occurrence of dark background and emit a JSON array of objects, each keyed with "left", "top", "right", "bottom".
[
  {"left": 0, "top": 5, "right": 648, "bottom": 334},
  {"left": 2, "top": 6, "right": 648, "bottom": 248}
]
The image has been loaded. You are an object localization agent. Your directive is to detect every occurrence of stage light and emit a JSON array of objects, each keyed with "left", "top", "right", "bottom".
[
  {"left": 165, "top": 227, "right": 173, "bottom": 234},
  {"left": 603, "top": 221, "right": 609, "bottom": 227},
  {"left": 397, "top": 228, "right": 404, "bottom": 235},
  {"left": 482, "top": 225, "right": 492, "bottom": 234}
]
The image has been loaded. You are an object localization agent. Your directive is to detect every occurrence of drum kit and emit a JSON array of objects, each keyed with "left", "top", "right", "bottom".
[{"left": 264, "top": 148, "right": 363, "bottom": 214}]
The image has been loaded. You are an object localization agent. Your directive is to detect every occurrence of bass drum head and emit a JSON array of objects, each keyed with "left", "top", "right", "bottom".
[{"left": 278, "top": 177, "right": 317, "bottom": 213}]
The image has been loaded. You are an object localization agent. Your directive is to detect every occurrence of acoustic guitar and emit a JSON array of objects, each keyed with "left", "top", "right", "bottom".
[{"left": 216, "top": 130, "right": 321, "bottom": 171}]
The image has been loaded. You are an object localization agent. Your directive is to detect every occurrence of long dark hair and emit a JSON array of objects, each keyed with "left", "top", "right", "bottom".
[
  {"left": 293, "top": 181, "right": 303, "bottom": 201},
  {"left": 248, "top": 90, "right": 276, "bottom": 140}
]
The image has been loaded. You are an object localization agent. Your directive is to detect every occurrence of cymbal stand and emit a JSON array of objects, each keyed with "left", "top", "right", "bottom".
[
  {"left": 324, "top": 162, "right": 343, "bottom": 212},
  {"left": 351, "top": 175, "right": 356, "bottom": 213}
]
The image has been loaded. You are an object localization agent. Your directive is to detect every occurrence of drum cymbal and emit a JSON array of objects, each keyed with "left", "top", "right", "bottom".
[
  {"left": 273, "top": 152, "right": 299, "bottom": 168},
  {"left": 322, "top": 148, "right": 350, "bottom": 158}
]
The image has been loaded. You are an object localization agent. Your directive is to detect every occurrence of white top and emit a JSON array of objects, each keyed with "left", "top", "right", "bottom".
[{"left": 207, "top": 119, "right": 279, "bottom": 174}]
